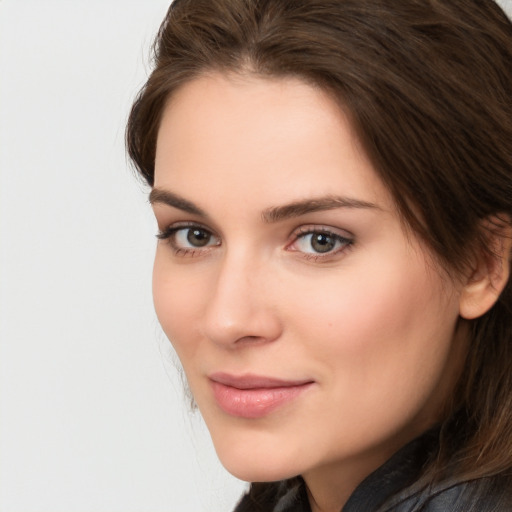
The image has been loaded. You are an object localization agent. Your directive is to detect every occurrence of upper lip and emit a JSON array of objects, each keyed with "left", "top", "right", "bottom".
[{"left": 209, "top": 372, "right": 314, "bottom": 390}]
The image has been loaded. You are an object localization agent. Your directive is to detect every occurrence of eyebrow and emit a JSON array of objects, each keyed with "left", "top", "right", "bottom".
[
  {"left": 149, "top": 188, "right": 207, "bottom": 217},
  {"left": 149, "top": 187, "right": 379, "bottom": 222},
  {"left": 261, "top": 195, "right": 379, "bottom": 223}
]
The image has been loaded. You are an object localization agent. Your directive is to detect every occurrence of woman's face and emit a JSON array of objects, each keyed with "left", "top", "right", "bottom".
[{"left": 151, "top": 73, "right": 466, "bottom": 485}]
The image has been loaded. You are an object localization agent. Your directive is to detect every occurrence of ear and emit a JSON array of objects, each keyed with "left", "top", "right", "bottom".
[{"left": 459, "top": 216, "right": 512, "bottom": 320}]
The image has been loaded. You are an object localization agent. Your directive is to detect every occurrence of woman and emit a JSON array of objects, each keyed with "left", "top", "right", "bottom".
[{"left": 126, "top": 1, "right": 512, "bottom": 510}]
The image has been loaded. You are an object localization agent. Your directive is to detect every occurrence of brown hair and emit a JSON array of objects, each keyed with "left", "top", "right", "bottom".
[{"left": 127, "top": 0, "right": 512, "bottom": 484}]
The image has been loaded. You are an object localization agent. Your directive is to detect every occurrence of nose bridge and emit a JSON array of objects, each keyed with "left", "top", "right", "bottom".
[{"left": 202, "top": 245, "right": 281, "bottom": 346}]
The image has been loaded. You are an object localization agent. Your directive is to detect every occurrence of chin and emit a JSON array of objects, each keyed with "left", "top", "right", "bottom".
[
  {"left": 211, "top": 431, "right": 304, "bottom": 483},
  {"left": 197, "top": 393, "right": 313, "bottom": 482},
  {"left": 220, "top": 457, "right": 299, "bottom": 483}
]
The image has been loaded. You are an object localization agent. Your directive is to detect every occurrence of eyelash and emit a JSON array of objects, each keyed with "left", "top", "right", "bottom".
[
  {"left": 156, "top": 223, "right": 354, "bottom": 261},
  {"left": 286, "top": 226, "right": 354, "bottom": 261},
  {"left": 157, "top": 222, "right": 220, "bottom": 257}
]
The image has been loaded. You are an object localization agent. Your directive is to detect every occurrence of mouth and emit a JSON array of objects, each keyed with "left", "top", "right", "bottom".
[{"left": 208, "top": 373, "right": 314, "bottom": 419}]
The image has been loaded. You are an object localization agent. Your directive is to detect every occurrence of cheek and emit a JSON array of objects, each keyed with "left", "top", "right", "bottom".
[
  {"left": 152, "top": 250, "right": 203, "bottom": 358},
  {"left": 285, "top": 253, "right": 460, "bottom": 407},
  {"left": 269, "top": 260, "right": 461, "bottom": 466}
]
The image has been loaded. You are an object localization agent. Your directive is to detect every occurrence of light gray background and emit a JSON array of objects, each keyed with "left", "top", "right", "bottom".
[{"left": 1, "top": 1, "right": 511, "bottom": 511}]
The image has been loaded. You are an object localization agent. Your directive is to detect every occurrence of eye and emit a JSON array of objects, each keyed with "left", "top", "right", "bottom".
[
  {"left": 157, "top": 223, "right": 220, "bottom": 254},
  {"left": 175, "top": 227, "right": 214, "bottom": 247},
  {"left": 288, "top": 227, "right": 353, "bottom": 258}
]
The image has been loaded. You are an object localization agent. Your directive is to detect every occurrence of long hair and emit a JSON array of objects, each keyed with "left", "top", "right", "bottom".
[{"left": 127, "top": 0, "right": 512, "bottom": 484}]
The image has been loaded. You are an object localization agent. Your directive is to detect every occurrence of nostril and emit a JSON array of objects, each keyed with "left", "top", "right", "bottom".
[
  {"left": 201, "top": 306, "right": 283, "bottom": 348},
  {"left": 234, "top": 335, "right": 271, "bottom": 346}
]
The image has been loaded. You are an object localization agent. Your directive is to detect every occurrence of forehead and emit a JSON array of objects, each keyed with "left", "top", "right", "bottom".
[{"left": 154, "top": 72, "right": 394, "bottom": 213}]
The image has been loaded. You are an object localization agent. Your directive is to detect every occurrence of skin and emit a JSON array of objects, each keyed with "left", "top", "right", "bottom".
[{"left": 151, "top": 73, "right": 471, "bottom": 512}]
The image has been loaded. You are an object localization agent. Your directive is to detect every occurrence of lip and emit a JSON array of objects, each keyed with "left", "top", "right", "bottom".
[{"left": 209, "top": 373, "right": 314, "bottom": 419}]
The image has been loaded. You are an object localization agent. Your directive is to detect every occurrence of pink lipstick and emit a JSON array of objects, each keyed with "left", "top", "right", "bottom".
[{"left": 209, "top": 373, "right": 313, "bottom": 419}]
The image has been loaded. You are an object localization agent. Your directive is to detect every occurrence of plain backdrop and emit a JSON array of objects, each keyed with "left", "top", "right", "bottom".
[{"left": 1, "top": 1, "right": 511, "bottom": 511}]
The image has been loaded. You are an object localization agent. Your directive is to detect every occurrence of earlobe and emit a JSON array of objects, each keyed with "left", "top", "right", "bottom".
[{"left": 459, "top": 217, "right": 512, "bottom": 320}]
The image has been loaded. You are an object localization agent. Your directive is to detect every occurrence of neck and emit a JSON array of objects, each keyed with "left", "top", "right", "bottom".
[
  {"left": 302, "top": 417, "right": 440, "bottom": 512},
  {"left": 303, "top": 445, "right": 398, "bottom": 512}
]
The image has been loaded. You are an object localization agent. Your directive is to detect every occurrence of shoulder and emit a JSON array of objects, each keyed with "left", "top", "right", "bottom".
[
  {"left": 233, "top": 473, "right": 512, "bottom": 512},
  {"left": 233, "top": 479, "right": 309, "bottom": 512},
  {"left": 380, "top": 472, "right": 512, "bottom": 512}
]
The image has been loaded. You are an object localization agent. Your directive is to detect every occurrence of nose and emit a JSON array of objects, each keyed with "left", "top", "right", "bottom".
[{"left": 201, "top": 251, "right": 282, "bottom": 348}]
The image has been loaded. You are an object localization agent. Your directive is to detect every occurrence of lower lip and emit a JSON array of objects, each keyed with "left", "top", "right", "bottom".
[{"left": 210, "top": 381, "right": 313, "bottom": 419}]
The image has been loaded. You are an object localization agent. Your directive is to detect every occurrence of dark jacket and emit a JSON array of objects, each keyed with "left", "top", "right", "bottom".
[{"left": 234, "top": 430, "right": 512, "bottom": 511}]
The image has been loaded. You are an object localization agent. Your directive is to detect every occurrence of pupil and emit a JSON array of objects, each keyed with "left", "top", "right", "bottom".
[
  {"left": 311, "top": 233, "right": 335, "bottom": 253},
  {"left": 187, "top": 228, "right": 210, "bottom": 247}
]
